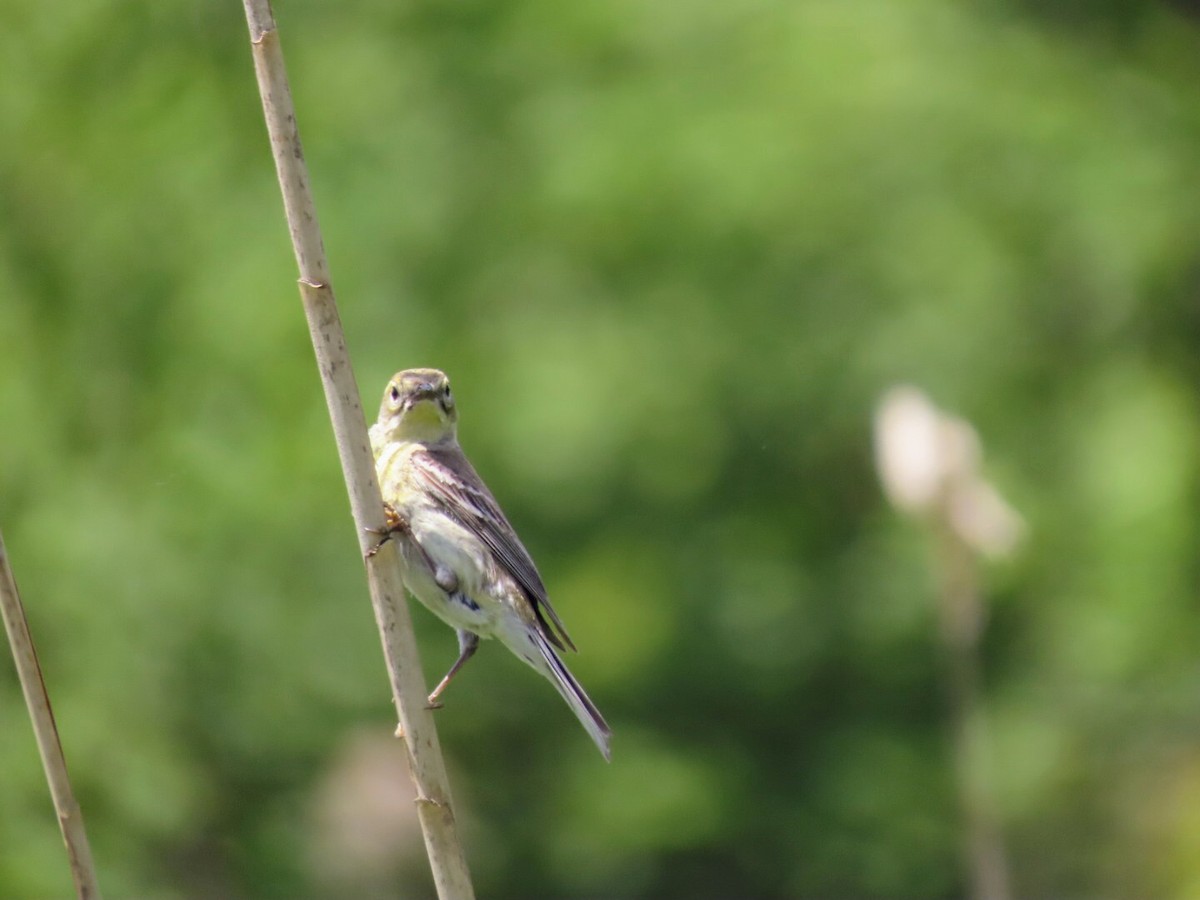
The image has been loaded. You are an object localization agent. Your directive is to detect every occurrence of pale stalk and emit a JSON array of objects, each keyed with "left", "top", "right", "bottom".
[
  {"left": 0, "top": 529, "right": 102, "bottom": 899},
  {"left": 934, "top": 523, "right": 1012, "bottom": 900},
  {"left": 240, "top": 3, "right": 474, "bottom": 897},
  {"left": 874, "top": 388, "right": 1014, "bottom": 900}
]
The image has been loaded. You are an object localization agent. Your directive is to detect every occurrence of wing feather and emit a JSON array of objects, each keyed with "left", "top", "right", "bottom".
[{"left": 411, "top": 446, "right": 577, "bottom": 652}]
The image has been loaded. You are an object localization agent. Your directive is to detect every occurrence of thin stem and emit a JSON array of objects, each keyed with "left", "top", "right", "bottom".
[
  {"left": 935, "top": 524, "right": 1012, "bottom": 900},
  {"left": 0, "top": 529, "right": 102, "bottom": 899},
  {"left": 240, "top": 3, "right": 474, "bottom": 898}
]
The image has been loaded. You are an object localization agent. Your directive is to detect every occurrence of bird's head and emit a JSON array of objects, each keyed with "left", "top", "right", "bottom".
[{"left": 374, "top": 368, "right": 458, "bottom": 445}]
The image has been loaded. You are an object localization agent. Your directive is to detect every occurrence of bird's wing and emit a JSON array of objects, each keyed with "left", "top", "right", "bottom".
[{"left": 411, "top": 445, "right": 577, "bottom": 651}]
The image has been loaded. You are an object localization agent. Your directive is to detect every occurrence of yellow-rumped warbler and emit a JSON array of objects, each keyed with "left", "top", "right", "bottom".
[{"left": 369, "top": 368, "right": 611, "bottom": 760}]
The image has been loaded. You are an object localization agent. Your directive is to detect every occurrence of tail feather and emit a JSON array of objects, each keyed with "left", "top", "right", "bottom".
[{"left": 534, "top": 633, "right": 612, "bottom": 761}]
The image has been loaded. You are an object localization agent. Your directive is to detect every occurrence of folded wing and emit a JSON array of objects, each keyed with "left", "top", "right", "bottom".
[{"left": 411, "top": 446, "right": 577, "bottom": 652}]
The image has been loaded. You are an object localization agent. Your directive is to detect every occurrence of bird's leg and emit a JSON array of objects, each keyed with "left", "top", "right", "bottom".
[
  {"left": 427, "top": 630, "right": 479, "bottom": 709},
  {"left": 365, "top": 503, "right": 407, "bottom": 558},
  {"left": 366, "top": 508, "right": 454, "bottom": 589}
]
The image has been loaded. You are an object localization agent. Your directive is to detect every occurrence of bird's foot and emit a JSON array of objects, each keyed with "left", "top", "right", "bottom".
[{"left": 365, "top": 504, "right": 407, "bottom": 558}]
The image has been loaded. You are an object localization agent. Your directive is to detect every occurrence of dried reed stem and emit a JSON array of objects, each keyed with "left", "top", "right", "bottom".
[
  {"left": 240, "top": 3, "right": 474, "bottom": 897},
  {"left": 0, "top": 529, "right": 101, "bottom": 899}
]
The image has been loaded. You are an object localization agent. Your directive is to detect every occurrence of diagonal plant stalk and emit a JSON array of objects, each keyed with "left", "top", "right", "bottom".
[
  {"left": 240, "top": 2, "right": 474, "bottom": 897},
  {"left": 0, "top": 529, "right": 102, "bottom": 899}
]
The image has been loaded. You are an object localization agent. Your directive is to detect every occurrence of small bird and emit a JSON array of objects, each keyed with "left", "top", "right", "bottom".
[{"left": 369, "top": 368, "right": 612, "bottom": 760}]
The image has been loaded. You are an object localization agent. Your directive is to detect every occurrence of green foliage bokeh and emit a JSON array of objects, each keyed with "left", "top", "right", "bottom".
[{"left": 3, "top": 0, "right": 1200, "bottom": 896}]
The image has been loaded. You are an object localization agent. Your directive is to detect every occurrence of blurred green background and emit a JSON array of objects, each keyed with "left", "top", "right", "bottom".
[{"left": 4, "top": 0, "right": 1200, "bottom": 896}]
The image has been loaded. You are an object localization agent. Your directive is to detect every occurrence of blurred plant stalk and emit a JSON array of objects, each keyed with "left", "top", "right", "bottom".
[
  {"left": 875, "top": 387, "right": 1022, "bottom": 900},
  {"left": 240, "top": 2, "right": 474, "bottom": 898},
  {"left": 0, "top": 529, "right": 101, "bottom": 899}
]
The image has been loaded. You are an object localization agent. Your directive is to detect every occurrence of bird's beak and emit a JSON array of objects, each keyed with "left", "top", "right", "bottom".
[{"left": 402, "top": 382, "right": 437, "bottom": 410}]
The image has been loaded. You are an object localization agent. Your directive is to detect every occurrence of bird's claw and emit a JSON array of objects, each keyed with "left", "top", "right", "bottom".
[{"left": 365, "top": 505, "right": 408, "bottom": 558}]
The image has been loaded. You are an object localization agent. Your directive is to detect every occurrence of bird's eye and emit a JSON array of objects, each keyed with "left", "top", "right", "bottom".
[
  {"left": 389, "top": 385, "right": 401, "bottom": 405},
  {"left": 442, "top": 384, "right": 454, "bottom": 405}
]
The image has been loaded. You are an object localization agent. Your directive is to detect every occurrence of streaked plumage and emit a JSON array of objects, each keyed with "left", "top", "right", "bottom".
[{"left": 369, "top": 368, "right": 612, "bottom": 760}]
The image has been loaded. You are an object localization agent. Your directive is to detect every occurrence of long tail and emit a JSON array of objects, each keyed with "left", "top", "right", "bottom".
[{"left": 531, "top": 631, "right": 612, "bottom": 761}]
